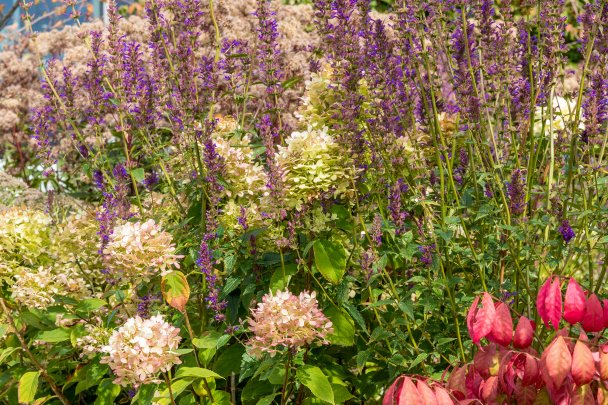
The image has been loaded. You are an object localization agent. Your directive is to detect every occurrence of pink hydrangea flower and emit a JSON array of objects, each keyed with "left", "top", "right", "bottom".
[
  {"left": 247, "top": 289, "right": 333, "bottom": 357},
  {"left": 100, "top": 315, "right": 182, "bottom": 387}
]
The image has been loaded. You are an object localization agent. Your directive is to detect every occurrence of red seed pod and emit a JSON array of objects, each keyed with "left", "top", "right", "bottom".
[
  {"left": 581, "top": 294, "right": 604, "bottom": 333},
  {"left": 486, "top": 302, "right": 513, "bottom": 347},
  {"left": 544, "top": 277, "right": 562, "bottom": 331},
  {"left": 563, "top": 278, "right": 586, "bottom": 325},
  {"left": 536, "top": 278, "right": 552, "bottom": 329},
  {"left": 467, "top": 293, "right": 496, "bottom": 343},
  {"left": 513, "top": 316, "right": 535, "bottom": 349},
  {"left": 416, "top": 380, "right": 438, "bottom": 405},
  {"left": 541, "top": 336, "right": 572, "bottom": 388},
  {"left": 571, "top": 340, "right": 595, "bottom": 386},
  {"left": 603, "top": 299, "right": 608, "bottom": 328}
]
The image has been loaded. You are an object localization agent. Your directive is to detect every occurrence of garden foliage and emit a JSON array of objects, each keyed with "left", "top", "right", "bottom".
[{"left": 1, "top": 0, "right": 608, "bottom": 403}]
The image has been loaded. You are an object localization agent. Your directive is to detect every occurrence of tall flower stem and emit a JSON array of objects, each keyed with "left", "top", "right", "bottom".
[{"left": 280, "top": 351, "right": 293, "bottom": 405}]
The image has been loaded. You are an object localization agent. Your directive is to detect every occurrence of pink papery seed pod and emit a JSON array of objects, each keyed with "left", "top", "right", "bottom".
[
  {"left": 536, "top": 277, "right": 552, "bottom": 329},
  {"left": 486, "top": 302, "right": 513, "bottom": 347},
  {"left": 564, "top": 278, "right": 586, "bottom": 325},
  {"left": 581, "top": 293, "right": 604, "bottom": 333},
  {"left": 599, "top": 345, "right": 608, "bottom": 381},
  {"left": 467, "top": 292, "right": 496, "bottom": 344},
  {"left": 513, "top": 316, "right": 535, "bottom": 349},
  {"left": 571, "top": 340, "right": 595, "bottom": 386},
  {"left": 416, "top": 380, "right": 439, "bottom": 405},
  {"left": 544, "top": 276, "right": 563, "bottom": 331},
  {"left": 541, "top": 336, "right": 572, "bottom": 389},
  {"left": 603, "top": 299, "right": 608, "bottom": 328}
]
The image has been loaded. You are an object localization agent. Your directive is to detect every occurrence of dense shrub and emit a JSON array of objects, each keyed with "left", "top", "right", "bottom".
[{"left": 1, "top": 0, "right": 607, "bottom": 404}]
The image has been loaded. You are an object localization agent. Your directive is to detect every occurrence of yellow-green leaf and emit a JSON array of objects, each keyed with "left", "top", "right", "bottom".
[
  {"left": 161, "top": 271, "right": 190, "bottom": 312},
  {"left": 313, "top": 240, "right": 346, "bottom": 285},
  {"left": 18, "top": 371, "right": 40, "bottom": 404}
]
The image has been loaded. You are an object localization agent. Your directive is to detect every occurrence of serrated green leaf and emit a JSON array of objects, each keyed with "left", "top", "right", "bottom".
[
  {"left": 296, "top": 365, "right": 334, "bottom": 404},
  {"left": 131, "top": 168, "right": 145, "bottom": 182},
  {"left": 18, "top": 371, "right": 40, "bottom": 404},
  {"left": 174, "top": 367, "right": 223, "bottom": 380},
  {"left": 313, "top": 240, "right": 347, "bottom": 285},
  {"left": 325, "top": 306, "right": 354, "bottom": 346},
  {"left": 36, "top": 328, "right": 70, "bottom": 343},
  {"left": 94, "top": 379, "right": 121, "bottom": 405}
]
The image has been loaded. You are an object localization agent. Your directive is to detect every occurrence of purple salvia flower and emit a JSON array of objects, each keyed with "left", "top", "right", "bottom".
[
  {"left": 507, "top": 169, "right": 525, "bottom": 217},
  {"left": 197, "top": 235, "right": 228, "bottom": 322},
  {"left": 559, "top": 220, "right": 575, "bottom": 244},
  {"left": 388, "top": 178, "right": 409, "bottom": 236},
  {"left": 237, "top": 206, "right": 249, "bottom": 231},
  {"left": 418, "top": 244, "right": 435, "bottom": 267}
]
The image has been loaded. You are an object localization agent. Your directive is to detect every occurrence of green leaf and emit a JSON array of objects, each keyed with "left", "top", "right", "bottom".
[
  {"left": 36, "top": 328, "right": 70, "bottom": 343},
  {"left": 75, "top": 298, "right": 107, "bottom": 313},
  {"left": 161, "top": 271, "right": 190, "bottom": 312},
  {"left": 94, "top": 379, "right": 121, "bottom": 405},
  {"left": 154, "top": 379, "right": 193, "bottom": 405},
  {"left": 313, "top": 240, "right": 347, "bottom": 285},
  {"left": 174, "top": 367, "right": 223, "bottom": 380},
  {"left": 18, "top": 371, "right": 40, "bottom": 404},
  {"left": 75, "top": 363, "right": 110, "bottom": 394},
  {"left": 220, "top": 276, "right": 241, "bottom": 299},
  {"left": 269, "top": 263, "right": 298, "bottom": 292},
  {"left": 0, "top": 347, "right": 20, "bottom": 364},
  {"left": 131, "top": 168, "right": 145, "bottom": 182},
  {"left": 296, "top": 365, "right": 334, "bottom": 404},
  {"left": 133, "top": 384, "right": 155, "bottom": 404},
  {"left": 257, "top": 393, "right": 279, "bottom": 405},
  {"left": 408, "top": 353, "right": 428, "bottom": 370},
  {"left": 213, "top": 344, "right": 246, "bottom": 377},
  {"left": 325, "top": 307, "right": 354, "bottom": 346}
]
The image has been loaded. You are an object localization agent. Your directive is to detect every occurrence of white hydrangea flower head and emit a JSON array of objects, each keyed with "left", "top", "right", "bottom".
[
  {"left": 76, "top": 323, "right": 112, "bottom": 359},
  {"left": 297, "top": 64, "right": 338, "bottom": 128},
  {"left": 104, "top": 219, "right": 182, "bottom": 284},
  {"left": 534, "top": 96, "right": 585, "bottom": 139},
  {"left": 100, "top": 315, "right": 182, "bottom": 387},
  {"left": 213, "top": 133, "right": 269, "bottom": 200},
  {"left": 247, "top": 289, "right": 333, "bottom": 357},
  {"left": 276, "top": 127, "right": 357, "bottom": 209},
  {"left": 10, "top": 266, "right": 88, "bottom": 309},
  {"left": 0, "top": 207, "right": 53, "bottom": 271}
]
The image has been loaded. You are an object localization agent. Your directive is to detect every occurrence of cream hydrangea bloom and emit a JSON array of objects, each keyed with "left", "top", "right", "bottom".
[
  {"left": 297, "top": 64, "right": 337, "bottom": 128},
  {"left": 534, "top": 96, "right": 585, "bottom": 139},
  {"left": 11, "top": 266, "right": 89, "bottom": 309},
  {"left": 213, "top": 133, "right": 269, "bottom": 199},
  {"left": 0, "top": 207, "right": 53, "bottom": 271},
  {"left": 103, "top": 219, "right": 182, "bottom": 283},
  {"left": 247, "top": 289, "right": 333, "bottom": 357},
  {"left": 100, "top": 315, "right": 182, "bottom": 387},
  {"left": 276, "top": 127, "right": 357, "bottom": 209},
  {"left": 76, "top": 323, "right": 113, "bottom": 359}
]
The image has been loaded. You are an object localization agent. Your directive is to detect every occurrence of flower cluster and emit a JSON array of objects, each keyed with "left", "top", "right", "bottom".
[
  {"left": 75, "top": 323, "right": 113, "bottom": 359},
  {"left": 276, "top": 127, "right": 356, "bottom": 209},
  {"left": 247, "top": 289, "right": 333, "bottom": 357},
  {"left": 0, "top": 207, "right": 53, "bottom": 271},
  {"left": 11, "top": 266, "right": 89, "bottom": 309},
  {"left": 103, "top": 219, "right": 182, "bottom": 283},
  {"left": 533, "top": 96, "right": 585, "bottom": 139},
  {"left": 100, "top": 315, "right": 182, "bottom": 387},
  {"left": 213, "top": 130, "right": 269, "bottom": 200}
]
